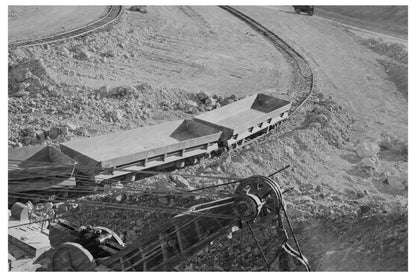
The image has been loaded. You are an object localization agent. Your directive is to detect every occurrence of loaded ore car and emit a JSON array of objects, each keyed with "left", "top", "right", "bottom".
[
  {"left": 59, "top": 119, "right": 222, "bottom": 183},
  {"left": 194, "top": 93, "right": 291, "bottom": 148},
  {"left": 8, "top": 146, "right": 76, "bottom": 192},
  {"left": 293, "top": 5, "right": 314, "bottom": 16}
]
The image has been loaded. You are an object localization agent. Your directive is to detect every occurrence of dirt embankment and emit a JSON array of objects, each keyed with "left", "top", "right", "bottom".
[
  {"left": 315, "top": 6, "right": 408, "bottom": 39},
  {"left": 357, "top": 37, "right": 408, "bottom": 99}
]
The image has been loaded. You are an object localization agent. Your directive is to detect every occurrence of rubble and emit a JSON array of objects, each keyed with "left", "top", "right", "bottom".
[
  {"left": 98, "top": 85, "right": 110, "bottom": 97},
  {"left": 356, "top": 157, "right": 378, "bottom": 177},
  {"left": 72, "top": 46, "right": 92, "bottom": 60},
  {"left": 65, "top": 122, "right": 77, "bottom": 131},
  {"left": 315, "top": 114, "right": 328, "bottom": 125},
  {"left": 197, "top": 90, "right": 210, "bottom": 101},
  {"left": 102, "top": 49, "right": 116, "bottom": 58},
  {"left": 184, "top": 100, "right": 199, "bottom": 113},
  {"left": 12, "top": 90, "right": 30, "bottom": 97},
  {"left": 48, "top": 126, "right": 60, "bottom": 139},
  {"left": 35, "top": 130, "right": 46, "bottom": 141}
]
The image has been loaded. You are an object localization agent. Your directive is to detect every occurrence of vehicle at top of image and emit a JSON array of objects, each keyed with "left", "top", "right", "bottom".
[{"left": 293, "top": 6, "right": 314, "bottom": 16}]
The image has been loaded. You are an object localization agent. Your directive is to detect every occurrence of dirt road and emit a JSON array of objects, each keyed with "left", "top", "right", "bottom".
[{"left": 238, "top": 6, "right": 407, "bottom": 140}]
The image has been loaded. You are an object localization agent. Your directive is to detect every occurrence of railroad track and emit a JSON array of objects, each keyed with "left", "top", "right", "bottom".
[
  {"left": 220, "top": 6, "right": 314, "bottom": 115},
  {"left": 220, "top": 6, "right": 314, "bottom": 150},
  {"left": 8, "top": 6, "right": 123, "bottom": 49}
]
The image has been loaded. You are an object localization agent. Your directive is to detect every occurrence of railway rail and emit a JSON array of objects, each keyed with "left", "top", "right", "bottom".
[
  {"left": 8, "top": 6, "right": 122, "bottom": 49},
  {"left": 220, "top": 6, "right": 314, "bottom": 119},
  {"left": 218, "top": 6, "right": 314, "bottom": 151}
]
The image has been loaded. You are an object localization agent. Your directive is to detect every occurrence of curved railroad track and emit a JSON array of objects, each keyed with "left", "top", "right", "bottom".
[
  {"left": 8, "top": 5, "right": 122, "bottom": 49},
  {"left": 219, "top": 6, "right": 314, "bottom": 150},
  {"left": 220, "top": 6, "right": 314, "bottom": 115}
]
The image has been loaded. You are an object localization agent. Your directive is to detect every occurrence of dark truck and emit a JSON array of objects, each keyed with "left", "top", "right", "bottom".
[{"left": 293, "top": 5, "right": 314, "bottom": 16}]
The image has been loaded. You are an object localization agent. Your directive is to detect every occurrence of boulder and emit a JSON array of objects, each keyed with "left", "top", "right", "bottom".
[
  {"left": 98, "top": 85, "right": 110, "bottom": 97},
  {"left": 65, "top": 122, "right": 77, "bottom": 131},
  {"left": 13, "top": 90, "right": 30, "bottom": 98},
  {"left": 109, "top": 109, "right": 124, "bottom": 121},
  {"left": 309, "top": 122, "right": 322, "bottom": 129},
  {"left": 58, "top": 126, "right": 69, "bottom": 136},
  {"left": 104, "top": 49, "right": 115, "bottom": 57},
  {"left": 115, "top": 194, "right": 125, "bottom": 202},
  {"left": 14, "top": 70, "right": 29, "bottom": 83},
  {"left": 360, "top": 205, "right": 371, "bottom": 215},
  {"left": 204, "top": 97, "right": 216, "bottom": 106},
  {"left": 355, "top": 141, "right": 380, "bottom": 158},
  {"left": 48, "top": 126, "right": 60, "bottom": 139},
  {"left": 316, "top": 114, "right": 328, "bottom": 124},
  {"left": 184, "top": 100, "right": 198, "bottom": 113},
  {"left": 220, "top": 98, "right": 235, "bottom": 106},
  {"left": 299, "top": 182, "right": 314, "bottom": 193},
  {"left": 197, "top": 90, "right": 210, "bottom": 101},
  {"left": 60, "top": 46, "right": 71, "bottom": 57},
  {"left": 357, "top": 157, "right": 378, "bottom": 177},
  {"left": 387, "top": 174, "right": 404, "bottom": 188},
  {"left": 35, "top": 130, "right": 46, "bottom": 141},
  {"left": 73, "top": 46, "right": 91, "bottom": 60}
]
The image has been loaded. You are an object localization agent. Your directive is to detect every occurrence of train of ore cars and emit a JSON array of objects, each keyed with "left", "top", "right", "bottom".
[{"left": 8, "top": 93, "right": 291, "bottom": 192}]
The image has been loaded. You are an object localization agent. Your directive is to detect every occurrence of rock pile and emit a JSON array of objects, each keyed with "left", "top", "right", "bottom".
[{"left": 8, "top": 58, "right": 56, "bottom": 97}]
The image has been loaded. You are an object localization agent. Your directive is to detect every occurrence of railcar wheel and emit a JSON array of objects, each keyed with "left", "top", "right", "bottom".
[
  {"left": 295, "top": 8, "right": 301, "bottom": 14},
  {"left": 51, "top": 242, "right": 96, "bottom": 271}
]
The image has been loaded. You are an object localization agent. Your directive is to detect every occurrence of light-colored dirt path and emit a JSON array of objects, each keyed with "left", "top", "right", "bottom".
[
  {"left": 8, "top": 6, "right": 108, "bottom": 42},
  {"left": 237, "top": 6, "right": 407, "bottom": 141},
  {"left": 266, "top": 6, "right": 407, "bottom": 46}
]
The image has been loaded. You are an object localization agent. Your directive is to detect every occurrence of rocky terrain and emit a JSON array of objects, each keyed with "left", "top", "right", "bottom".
[{"left": 8, "top": 6, "right": 408, "bottom": 271}]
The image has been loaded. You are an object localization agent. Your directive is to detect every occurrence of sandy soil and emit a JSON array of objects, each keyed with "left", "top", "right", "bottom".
[
  {"left": 316, "top": 6, "right": 408, "bottom": 40},
  {"left": 8, "top": 6, "right": 108, "bottom": 42},
  {"left": 8, "top": 5, "right": 408, "bottom": 271}
]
